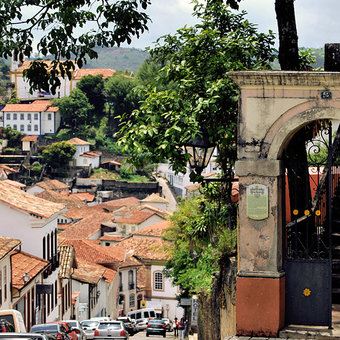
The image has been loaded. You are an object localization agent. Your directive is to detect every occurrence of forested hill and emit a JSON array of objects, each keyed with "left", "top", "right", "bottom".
[{"left": 83, "top": 47, "right": 149, "bottom": 72}]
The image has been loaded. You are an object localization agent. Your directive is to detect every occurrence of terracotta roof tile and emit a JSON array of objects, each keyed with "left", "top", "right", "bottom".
[
  {"left": 35, "top": 179, "right": 70, "bottom": 190},
  {"left": 111, "top": 237, "right": 169, "bottom": 262},
  {"left": 100, "top": 197, "right": 140, "bottom": 212},
  {"left": 67, "top": 138, "right": 92, "bottom": 145},
  {"left": 139, "top": 204, "right": 171, "bottom": 217},
  {"left": 36, "top": 190, "right": 85, "bottom": 209},
  {"left": 2, "top": 103, "right": 50, "bottom": 112},
  {"left": 130, "top": 220, "right": 171, "bottom": 237},
  {"left": 59, "top": 211, "right": 115, "bottom": 240},
  {"left": 11, "top": 250, "right": 49, "bottom": 290},
  {"left": 141, "top": 193, "right": 169, "bottom": 204},
  {"left": 69, "top": 192, "right": 95, "bottom": 202},
  {"left": 81, "top": 151, "right": 100, "bottom": 158},
  {"left": 73, "top": 69, "right": 115, "bottom": 79},
  {"left": 99, "top": 235, "right": 125, "bottom": 242},
  {"left": 16, "top": 60, "right": 76, "bottom": 73},
  {"left": 114, "top": 210, "right": 156, "bottom": 224},
  {"left": 1, "top": 179, "right": 25, "bottom": 188},
  {"left": 0, "top": 236, "right": 21, "bottom": 260},
  {"left": 0, "top": 182, "right": 64, "bottom": 218},
  {"left": 101, "top": 160, "right": 122, "bottom": 166},
  {"left": 21, "top": 135, "right": 39, "bottom": 142}
]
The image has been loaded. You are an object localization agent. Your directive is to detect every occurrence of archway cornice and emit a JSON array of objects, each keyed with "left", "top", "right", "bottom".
[
  {"left": 228, "top": 70, "right": 340, "bottom": 87},
  {"left": 264, "top": 103, "right": 340, "bottom": 159}
]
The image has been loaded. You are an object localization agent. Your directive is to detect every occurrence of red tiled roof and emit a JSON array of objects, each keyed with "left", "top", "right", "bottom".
[
  {"left": 21, "top": 135, "right": 39, "bottom": 142},
  {"left": 15, "top": 60, "right": 76, "bottom": 73},
  {"left": 111, "top": 237, "right": 169, "bottom": 262},
  {"left": 59, "top": 210, "right": 115, "bottom": 240},
  {"left": 130, "top": 220, "right": 171, "bottom": 237},
  {"left": 69, "top": 192, "right": 95, "bottom": 202},
  {"left": 81, "top": 151, "right": 100, "bottom": 158},
  {"left": 101, "top": 160, "right": 122, "bottom": 166},
  {"left": 99, "top": 235, "right": 125, "bottom": 242},
  {"left": 100, "top": 197, "right": 140, "bottom": 212},
  {"left": 114, "top": 210, "right": 157, "bottom": 224},
  {"left": 1, "top": 179, "right": 25, "bottom": 189},
  {"left": 35, "top": 179, "right": 70, "bottom": 190},
  {"left": 0, "top": 236, "right": 21, "bottom": 260},
  {"left": 141, "top": 193, "right": 168, "bottom": 204},
  {"left": 36, "top": 190, "right": 85, "bottom": 209},
  {"left": 73, "top": 69, "right": 115, "bottom": 79},
  {"left": 67, "top": 138, "right": 92, "bottom": 145},
  {"left": 2, "top": 103, "right": 50, "bottom": 112},
  {"left": 0, "top": 182, "right": 64, "bottom": 218},
  {"left": 11, "top": 250, "right": 49, "bottom": 290}
]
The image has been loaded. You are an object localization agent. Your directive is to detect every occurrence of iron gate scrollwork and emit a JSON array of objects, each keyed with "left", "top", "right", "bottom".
[{"left": 284, "top": 121, "right": 340, "bottom": 327}]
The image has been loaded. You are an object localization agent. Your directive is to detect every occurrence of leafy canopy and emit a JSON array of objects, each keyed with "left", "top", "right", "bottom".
[
  {"left": 42, "top": 141, "right": 76, "bottom": 169},
  {"left": 118, "top": 0, "right": 276, "bottom": 177},
  {"left": 1, "top": 0, "right": 151, "bottom": 93},
  {"left": 53, "top": 88, "right": 94, "bottom": 132}
]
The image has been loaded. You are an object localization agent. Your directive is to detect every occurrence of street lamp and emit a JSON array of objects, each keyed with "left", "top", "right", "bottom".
[{"left": 184, "top": 134, "right": 216, "bottom": 176}]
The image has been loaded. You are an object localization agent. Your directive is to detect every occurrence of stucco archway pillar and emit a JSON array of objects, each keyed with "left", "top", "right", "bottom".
[{"left": 235, "top": 159, "right": 285, "bottom": 336}]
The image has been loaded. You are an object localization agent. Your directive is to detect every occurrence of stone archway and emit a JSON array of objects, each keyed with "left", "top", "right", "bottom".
[{"left": 228, "top": 71, "right": 340, "bottom": 336}]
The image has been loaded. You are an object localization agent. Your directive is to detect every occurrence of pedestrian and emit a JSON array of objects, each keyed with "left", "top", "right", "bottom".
[
  {"left": 178, "top": 317, "right": 186, "bottom": 339},
  {"left": 173, "top": 317, "right": 178, "bottom": 337}
]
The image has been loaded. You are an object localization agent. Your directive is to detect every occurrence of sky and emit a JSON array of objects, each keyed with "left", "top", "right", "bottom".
[{"left": 124, "top": 0, "right": 340, "bottom": 50}]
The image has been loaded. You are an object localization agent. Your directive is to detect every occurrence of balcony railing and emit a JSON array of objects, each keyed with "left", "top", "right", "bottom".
[{"left": 128, "top": 283, "right": 135, "bottom": 290}]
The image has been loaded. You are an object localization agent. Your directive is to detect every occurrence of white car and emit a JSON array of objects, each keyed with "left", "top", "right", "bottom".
[
  {"left": 80, "top": 320, "right": 100, "bottom": 340},
  {"left": 64, "top": 320, "right": 86, "bottom": 340}
]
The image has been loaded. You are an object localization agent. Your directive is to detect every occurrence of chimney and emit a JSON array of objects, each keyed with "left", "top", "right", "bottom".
[{"left": 324, "top": 43, "right": 340, "bottom": 71}]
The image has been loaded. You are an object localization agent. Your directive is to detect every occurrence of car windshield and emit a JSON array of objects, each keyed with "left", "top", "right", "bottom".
[
  {"left": 31, "top": 325, "right": 58, "bottom": 333},
  {"left": 67, "top": 321, "right": 77, "bottom": 327},
  {"left": 98, "top": 323, "right": 121, "bottom": 330},
  {"left": 149, "top": 320, "right": 164, "bottom": 325},
  {"left": 81, "top": 321, "right": 99, "bottom": 327}
]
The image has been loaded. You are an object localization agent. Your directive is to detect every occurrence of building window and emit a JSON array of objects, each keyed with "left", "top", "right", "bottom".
[
  {"left": 154, "top": 271, "right": 163, "bottom": 291},
  {"left": 27, "top": 125, "right": 31, "bottom": 132},
  {"left": 13, "top": 113, "right": 17, "bottom": 120},
  {"left": 48, "top": 113, "right": 52, "bottom": 120},
  {"left": 6, "top": 113, "right": 10, "bottom": 120},
  {"left": 128, "top": 270, "right": 134, "bottom": 290},
  {"left": 20, "top": 125, "right": 24, "bottom": 132},
  {"left": 42, "top": 237, "right": 46, "bottom": 260},
  {"left": 20, "top": 113, "right": 24, "bottom": 120},
  {"left": 27, "top": 113, "right": 31, "bottom": 121},
  {"left": 13, "top": 124, "right": 17, "bottom": 130},
  {"left": 0, "top": 270, "right": 2, "bottom": 305},
  {"left": 119, "top": 272, "right": 123, "bottom": 292},
  {"left": 3, "top": 266, "right": 7, "bottom": 302},
  {"left": 34, "top": 113, "right": 38, "bottom": 120},
  {"left": 34, "top": 125, "right": 38, "bottom": 132},
  {"left": 129, "top": 293, "right": 135, "bottom": 308}
]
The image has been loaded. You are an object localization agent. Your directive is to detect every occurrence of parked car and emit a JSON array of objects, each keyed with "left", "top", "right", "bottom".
[
  {"left": 64, "top": 321, "right": 86, "bottom": 340},
  {"left": 89, "top": 317, "right": 110, "bottom": 322},
  {"left": 0, "top": 309, "right": 26, "bottom": 332},
  {"left": 49, "top": 322, "right": 77, "bottom": 340},
  {"left": 116, "top": 317, "right": 137, "bottom": 335},
  {"left": 161, "top": 318, "right": 173, "bottom": 332},
  {"left": 146, "top": 319, "right": 166, "bottom": 337},
  {"left": 30, "top": 323, "right": 70, "bottom": 340},
  {"left": 79, "top": 320, "right": 99, "bottom": 340},
  {"left": 93, "top": 321, "right": 128, "bottom": 339},
  {"left": 135, "top": 318, "right": 148, "bottom": 331},
  {"left": 0, "top": 333, "right": 55, "bottom": 340}
]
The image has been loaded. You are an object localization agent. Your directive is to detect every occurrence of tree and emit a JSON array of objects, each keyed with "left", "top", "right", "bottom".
[
  {"left": 118, "top": 0, "right": 276, "bottom": 178},
  {"left": 76, "top": 75, "right": 106, "bottom": 125},
  {"left": 0, "top": 0, "right": 151, "bottom": 93},
  {"left": 2, "top": 126, "right": 22, "bottom": 147},
  {"left": 42, "top": 141, "right": 76, "bottom": 169},
  {"left": 54, "top": 88, "right": 94, "bottom": 133},
  {"left": 105, "top": 73, "right": 142, "bottom": 134}
]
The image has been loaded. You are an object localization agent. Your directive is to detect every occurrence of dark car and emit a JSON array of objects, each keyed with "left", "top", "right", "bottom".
[
  {"left": 48, "top": 322, "right": 77, "bottom": 340},
  {"left": 146, "top": 319, "right": 166, "bottom": 338},
  {"left": 30, "top": 323, "right": 70, "bottom": 340},
  {"left": 117, "top": 317, "right": 137, "bottom": 335}
]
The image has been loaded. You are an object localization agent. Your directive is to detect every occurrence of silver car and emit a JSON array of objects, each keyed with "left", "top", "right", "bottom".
[
  {"left": 80, "top": 320, "right": 99, "bottom": 340},
  {"left": 93, "top": 321, "right": 129, "bottom": 339},
  {"left": 0, "top": 333, "right": 54, "bottom": 340}
]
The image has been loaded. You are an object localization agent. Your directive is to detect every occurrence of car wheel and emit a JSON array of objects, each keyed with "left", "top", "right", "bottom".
[
  {"left": 146, "top": 333, "right": 149, "bottom": 337},
  {"left": 163, "top": 332, "right": 166, "bottom": 338}
]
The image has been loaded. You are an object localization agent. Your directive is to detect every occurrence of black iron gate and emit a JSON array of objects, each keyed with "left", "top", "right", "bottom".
[{"left": 284, "top": 121, "right": 340, "bottom": 327}]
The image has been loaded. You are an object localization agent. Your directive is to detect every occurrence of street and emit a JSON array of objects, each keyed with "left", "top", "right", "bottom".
[{"left": 131, "top": 330, "right": 176, "bottom": 339}]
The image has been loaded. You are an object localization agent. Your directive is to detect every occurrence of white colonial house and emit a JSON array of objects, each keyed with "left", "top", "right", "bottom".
[
  {"left": 68, "top": 138, "right": 101, "bottom": 168},
  {"left": 10, "top": 59, "right": 77, "bottom": 101},
  {"left": 0, "top": 181, "right": 65, "bottom": 323},
  {"left": 1, "top": 100, "right": 60, "bottom": 136}
]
